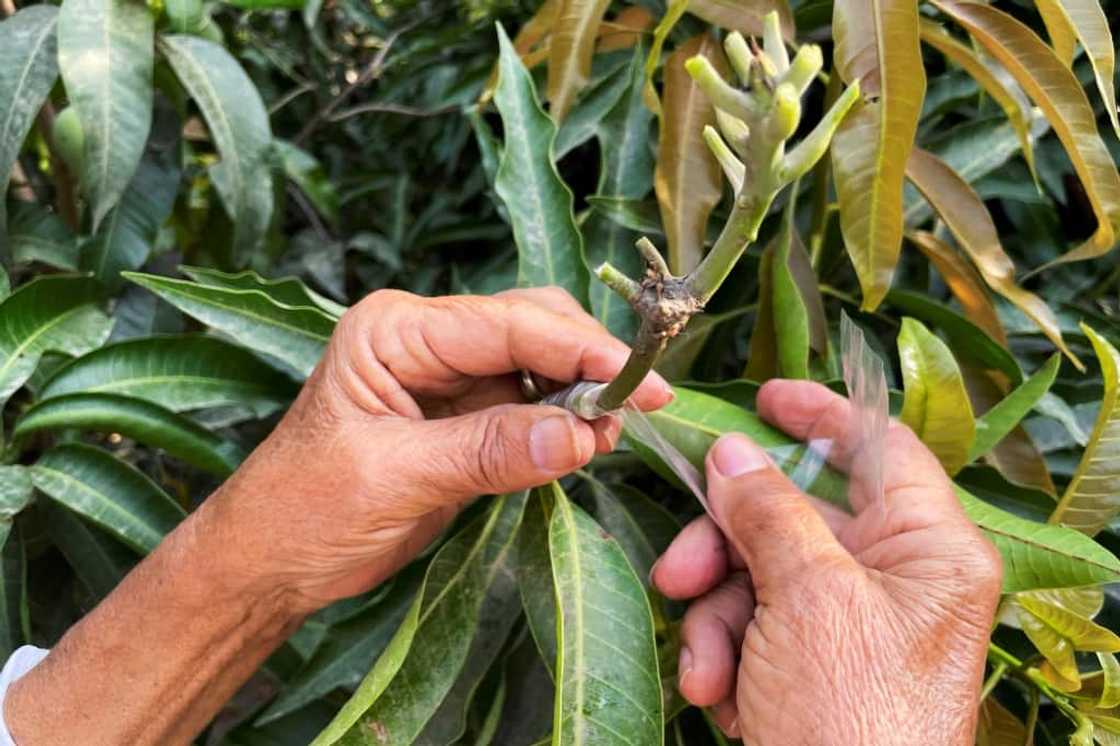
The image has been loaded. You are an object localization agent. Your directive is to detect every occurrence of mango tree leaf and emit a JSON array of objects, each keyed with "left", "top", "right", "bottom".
[
  {"left": 159, "top": 35, "right": 274, "bottom": 264},
  {"left": 546, "top": 0, "right": 612, "bottom": 122},
  {"left": 918, "top": 20, "right": 1036, "bottom": 179},
  {"left": 123, "top": 272, "right": 336, "bottom": 378},
  {"left": 905, "top": 147, "right": 1081, "bottom": 370},
  {"left": 41, "top": 500, "right": 134, "bottom": 599},
  {"left": 772, "top": 201, "right": 825, "bottom": 380},
  {"left": 1016, "top": 594, "right": 1120, "bottom": 683},
  {"left": 519, "top": 488, "right": 557, "bottom": 676},
  {"left": 9, "top": 202, "right": 79, "bottom": 270},
  {"left": 0, "top": 468, "right": 33, "bottom": 551},
  {"left": 1049, "top": 325, "right": 1120, "bottom": 536},
  {"left": 494, "top": 26, "right": 589, "bottom": 307},
  {"left": 16, "top": 393, "right": 245, "bottom": 477},
  {"left": 0, "top": 526, "right": 25, "bottom": 661},
  {"left": 659, "top": 306, "right": 749, "bottom": 381},
  {"left": 180, "top": 266, "right": 347, "bottom": 318},
  {"left": 547, "top": 480, "right": 663, "bottom": 745},
  {"left": 655, "top": 34, "right": 725, "bottom": 275},
  {"left": 553, "top": 58, "right": 632, "bottom": 159},
  {"left": 932, "top": 0, "right": 1120, "bottom": 269},
  {"left": 640, "top": 0, "right": 687, "bottom": 115},
  {"left": 968, "top": 354, "right": 1060, "bottom": 462},
  {"left": 582, "top": 474, "right": 679, "bottom": 584},
  {"left": 311, "top": 492, "right": 527, "bottom": 746},
  {"left": 58, "top": 0, "right": 153, "bottom": 230},
  {"left": 831, "top": 0, "right": 925, "bottom": 310},
  {"left": 39, "top": 335, "right": 297, "bottom": 415},
  {"left": 744, "top": 246, "right": 778, "bottom": 382},
  {"left": 976, "top": 698, "right": 1027, "bottom": 746},
  {"left": 907, "top": 231, "right": 1006, "bottom": 347},
  {"left": 275, "top": 139, "right": 339, "bottom": 227},
  {"left": 898, "top": 317, "right": 975, "bottom": 475},
  {"left": 597, "top": 6, "right": 654, "bottom": 54},
  {"left": 1035, "top": 0, "right": 1118, "bottom": 138},
  {"left": 0, "top": 275, "right": 113, "bottom": 409},
  {"left": 585, "top": 48, "right": 653, "bottom": 340},
  {"left": 31, "top": 444, "right": 184, "bottom": 554},
  {"left": 1036, "top": 0, "right": 1078, "bottom": 66},
  {"left": 687, "top": 0, "right": 795, "bottom": 39},
  {"left": 0, "top": 5, "right": 59, "bottom": 246},
  {"left": 1099, "top": 652, "right": 1120, "bottom": 709}
]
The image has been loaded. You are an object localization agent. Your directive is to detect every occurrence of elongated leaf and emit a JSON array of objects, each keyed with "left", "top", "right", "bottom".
[
  {"left": 969, "top": 355, "right": 1060, "bottom": 462},
  {"left": 548, "top": 481, "right": 663, "bottom": 745},
  {"left": 585, "top": 49, "right": 652, "bottom": 340},
  {"left": 597, "top": 6, "right": 654, "bottom": 53},
  {"left": 745, "top": 245, "right": 778, "bottom": 381},
  {"left": 1039, "top": 0, "right": 1118, "bottom": 137},
  {"left": 0, "top": 275, "right": 113, "bottom": 408},
  {"left": 1050, "top": 325, "right": 1120, "bottom": 536},
  {"left": 494, "top": 26, "right": 589, "bottom": 307},
  {"left": 907, "top": 231, "right": 1006, "bottom": 346},
  {"left": 905, "top": 147, "right": 1081, "bottom": 369},
  {"left": 583, "top": 475, "right": 679, "bottom": 584},
  {"left": 181, "top": 266, "right": 347, "bottom": 318},
  {"left": 1099, "top": 652, "right": 1120, "bottom": 709},
  {"left": 39, "top": 335, "right": 296, "bottom": 415},
  {"left": 0, "top": 467, "right": 33, "bottom": 556},
  {"left": 9, "top": 202, "right": 79, "bottom": 270},
  {"left": 31, "top": 444, "right": 184, "bottom": 554},
  {"left": 0, "top": 525, "right": 25, "bottom": 661},
  {"left": 159, "top": 35, "right": 274, "bottom": 264},
  {"left": 15, "top": 393, "right": 244, "bottom": 477},
  {"left": 772, "top": 204, "right": 825, "bottom": 380},
  {"left": 519, "top": 488, "right": 557, "bottom": 676},
  {"left": 275, "top": 139, "right": 340, "bottom": 227},
  {"left": 123, "top": 272, "right": 336, "bottom": 378},
  {"left": 898, "top": 317, "right": 975, "bottom": 475},
  {"left": 641, "top": 0, "right": 687, "bottom": 115},
  {"left": 0, "top": 6, "right": 59, "bottom": 247},
  {"left": 1036, "top": 0, "right": 1077, "bottom": 66},
  {"left": 553, "top": 58, "right": 633, "bottom": 160},
  {"left": 687, "top": 0, "right": 795, "bottom": 39},
  {"left": 831, "top": 0, "right": 925, "bottom": 310},
  {"left": 58, "top": 0, "right": 153, "bottom": 230},
  {"left": 1020, "top": 594, "right": 1120, "bottom": 652},
  {"left": 655, "top": 34, "right": 725, "bottom": 275},
  {"left": 976, "top": 698, "right": 1027, "bottom": 746},
  {"left": 932, "top": 0, "right": 1120, "bottom": 269},
  {"left": 313, "top": 493, "right": 527, "bottom": 746},
  {"left": 42, "top": 500, "right": 133, "bottom": 599},
  {"left": 547, "top": 0, "right": 612, "bottom": 122}
]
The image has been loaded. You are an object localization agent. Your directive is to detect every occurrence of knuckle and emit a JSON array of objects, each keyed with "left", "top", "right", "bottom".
[{"left": 470, "top": 412, "right": 515, "bottom": 492}]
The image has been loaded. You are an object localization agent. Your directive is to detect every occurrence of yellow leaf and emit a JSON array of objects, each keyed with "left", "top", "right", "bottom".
[
  {"left": 1019, "top": 588, "right": 1105, "bottom": 619},
  {"left": 1038, "top": 659, "right": 1083, "bottom": 693},
  {"left": 917, "top": 20, "right": 1036, "bottom": 180},
  {"left": 976, "top": 698, "right": 1028, "bottom": 746},
  {"left": 547, "top": 0, "right": 612, "bottom": 122},
  {"left": 1049, "top": 325, "right": 1120, "bottom": 535},
  {"left": 1036, "top": 0, "right": 1119, "bottom": 138},
  {"left": 904, "top": 147, "right": 1083, "bottom": 371},
  {"left": 654, "top": 34, "right": 726, "bottom": 274},
  {"left": 686, "top": 0, "right": 795, "bottom": 40},
  {"left": 830, "top": 0, "right": 925, "bottom": 310},
  {"left": 897, "top": 317, "right": 975, "bottom": 474},
  {"left": 597, "top": 6, "right": 654, "bottom": 53},
  {"left": 932, "top": 0, "right": 1120, "bottom": 270},
  {"left": 1019, "top": 593, "right": 1120, "bottom": 653},
  {"left": 1099, "top": 652, "right": 1120, "bottom": 709},
  {"left": 907, "top": 230, "right": 1007, "bottom": 347},
  {"left": 1017, "top": 604, "right": 1081, "bottom": 684}
]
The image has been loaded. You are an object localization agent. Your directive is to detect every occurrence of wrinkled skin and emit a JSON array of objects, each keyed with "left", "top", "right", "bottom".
[{"left": 652, "top": 380, "right": 1002, "bottom": 745}]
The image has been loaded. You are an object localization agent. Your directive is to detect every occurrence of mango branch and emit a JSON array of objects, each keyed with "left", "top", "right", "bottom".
[{"left": 546, "top": 12, "right": 860, "bottom": 417}]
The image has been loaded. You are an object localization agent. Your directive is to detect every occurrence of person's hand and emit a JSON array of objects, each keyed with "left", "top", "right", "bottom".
[
  {"left": 650, "top": 380, "right": 1002, "bottom": 745},
  {"left": 199, "top": 287, "right": 672, "bottom": 614}
]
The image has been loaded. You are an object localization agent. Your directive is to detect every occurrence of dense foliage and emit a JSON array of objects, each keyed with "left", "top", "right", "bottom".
[{"left": 4, "top": 0, "right": 1120, "bottom": 742}]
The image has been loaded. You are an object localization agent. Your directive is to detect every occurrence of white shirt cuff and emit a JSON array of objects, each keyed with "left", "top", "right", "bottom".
[{"left": 0, "top": 646, "right": 48, "bottom": 746}]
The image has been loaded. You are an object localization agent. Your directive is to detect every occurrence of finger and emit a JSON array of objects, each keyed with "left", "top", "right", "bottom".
[
  {"left": 494, "top": 287, "right": 603, "bottom": 332},
  {"left": 710, "top": 697, "right": 741, "bottom": 739},
  {"left": 392, "top": 403, "right": 596, "bottom": 503},
  {"left": 652, "top": 516, "right": 739, "bottom": 600},
  {"left": 706, "top": 434, "right": 854, "bottom": 598},
  {"left": 590, "top": 414, "right": 622, "bottom": 454},
  {"left": 363, "top": 291, "right": 673, "bottom": 411},
  {"left": 678, "top": 571, "right": 754, "bottom": 708}
]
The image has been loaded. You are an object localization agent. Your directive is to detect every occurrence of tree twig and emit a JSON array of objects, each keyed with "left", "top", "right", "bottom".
[{"left": 327, "top": 102, "right": 459, "bottom": 122}]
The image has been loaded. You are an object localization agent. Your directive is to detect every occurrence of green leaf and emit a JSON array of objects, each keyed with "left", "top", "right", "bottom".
[
  {"left": 275, "top": 139, "right": 340, "bottom": 227},
  {"left": 257, "top": 571, "right": 421, "bottom": 726},
  {"left": 159, "top": 35, "right": 274, "bottom": 264},
  {"left": 885, "top": 289, "right": 1021, "bottom": 385},
  {"left": 312, "top": 492, "right": 528, "bottom": 746},
  {"left": 181, "top": 266, "right": 347, "bottom": 318},
  {"left": 0, "top": 525, "right": 26, "bottom": 660},
  {"left": 585, "top": 47, "right": 653, "bottom": 340},
  {"left": 831, "top": 0, "right": 926, "bottom": 310},
  {"left": 42, "top": 500, "right": 133, "bottom": 599},
  {"left": 1019, "top": 593, "right": 1120, "bottom": 664},
  {"left": 165, "top": 0, "right": 204, "bottom": 33},
  {"left": 897, "top": 317, "right": 975, "bottom": 475},
  {"left": 771, "top": 198, "right": 825, "bottom": 380},
  {"left": 0, "top": 467, "right": 33, "bottom": 552},
  {"left": 519, "top": 488, "right": 558, "bottom": 677},
  {"left": 58, "top": 0, "right": 154, "bottom": 230},
  {"left": 31, "top": 444, "right": 185, "bottom": 554},
  {"left": 553, "top": 58, "right": 632, "bottom": 159},
  {"left": 39, "top": 335, "right": 297, "bottom": 416},
  {"left": 546, "top": 0, "right": 612, "bottom": 122},
  {"left": 1049, "top": 325, "right": 1120, "bottom": 536},
  {"left": 968, "top": 354, "right": 1061, "bottom": 462},
  {"left": 123, "top": 272, "right": 336, "bottom": 378},
  {"left": 583, "top": 475, "right": 679, "bottom": 584},
  {"left": 548, "top": 481, "right": 663, "bottom": 745},
  {"left": 0, "top": 275, "right": 113, "bottom": 409},
  {"left": 494, "top": 25, "right": 589, "bottom": 308},
  {"left": 16, "top": 393, "right": 245, "bottom": 477},
  {"left": 9, "top": 202, "right": 79, "bottom": 270},
  {"left": 0, "top": 5, "right": 59, "bottom": 247}
]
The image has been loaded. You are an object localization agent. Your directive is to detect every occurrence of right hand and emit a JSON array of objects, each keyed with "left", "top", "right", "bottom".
[{"left": 651, "top": 380, "right": 1002, "bottom": 745}]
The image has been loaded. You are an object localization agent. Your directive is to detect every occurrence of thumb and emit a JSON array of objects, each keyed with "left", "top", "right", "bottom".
[
  {"left": 706, "top": 434, "right": 851, "bottom": 596},
  {"left": 400, "top": 404, "right": 596, "bottom": 501}
]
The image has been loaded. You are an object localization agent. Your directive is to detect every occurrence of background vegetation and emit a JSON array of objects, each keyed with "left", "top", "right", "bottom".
[{"left": 4, "top": 0, "right": 1120, "bottom": 743}]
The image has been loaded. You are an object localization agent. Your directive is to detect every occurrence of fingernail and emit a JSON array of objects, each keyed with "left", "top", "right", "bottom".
[
  {"left": 712, "top": 435, "right": 769, "bottom": 477},
  {"left": 678, "top": 646, "right": 693, "bottom": 689},
  {"left": 530, "top": 415, "right": 579, "bottom": 471},
  {"left": 727, "top": 719, "right": 740, "bottom": 738},
  {"left": 648, "top": 557, "right": 662, "bottom": 586}
]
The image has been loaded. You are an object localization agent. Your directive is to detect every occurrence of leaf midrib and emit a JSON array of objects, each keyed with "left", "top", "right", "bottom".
[
  {"left": 32, "top": 464, "right": 162, "bottom": 552},
  {"left": 0, "top": 13, "right": 57, "bottom": 157}
]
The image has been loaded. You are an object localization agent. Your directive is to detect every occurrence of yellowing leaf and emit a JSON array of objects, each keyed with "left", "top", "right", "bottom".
[
  {"left": 547, "top": 0, "right": 612, "bottom": 122},
  {"left": 1036, "top": 0, "right": 1119, "bottom": 137},
  {"left": 907, "top": 230, "right": 1007, "bottom": 347},
  {"left": 904, "top": 147, "right": 1082, "bottom": 370},
  {"left": 1099, "top": 652, "right": 1120, "bottom": 709},
  {"left": 918, "top": 20, "right": 1036, "bottom": 179},
  {"left": 1038, "top": 660, "right": 1083, "bottom": 693},
  {"left": 1019, "top": 593, "right": 1120, "bottom": 652},
  {"left": 654, "top": 34, "right": 726, "bottom": 274},
  {"left": 831, "top": 0, "right": 925, "bottom": 310},
  {"left": 933, "top": 0, "right": 1120, "bottom": 270},
  {"left": 686, "top": 0, "right": 795, "bottom": 40},
  {"left": 1016, "top": 605, "right": 1080, "bottom": 684},
  {"left": 1050, "top": 325, "right": 1120, "bottom": 536},
  {"left": 897, "top": 317, "right": 975, "bottom": 475},
  {"left": 1019, "top": 587, "right": 1104, "bottom": 619}
]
